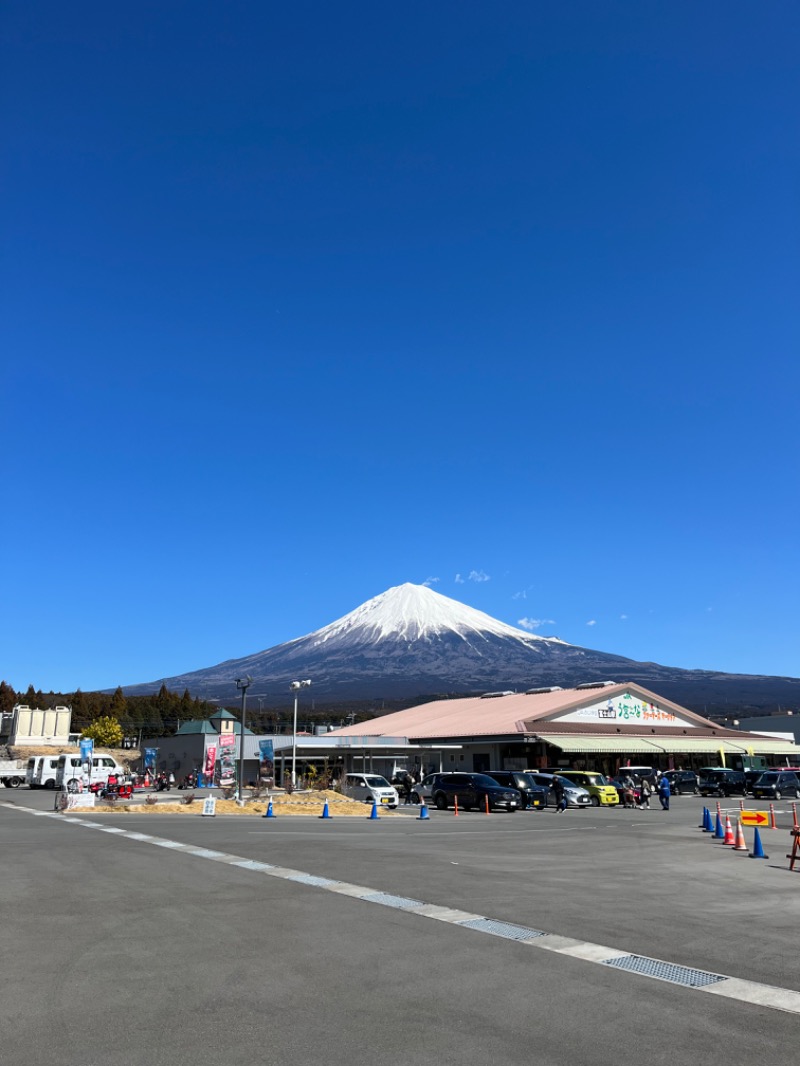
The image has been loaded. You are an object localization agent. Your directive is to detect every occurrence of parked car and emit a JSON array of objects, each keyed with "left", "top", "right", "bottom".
[
  {"left": 430, "top": 772, "right": 522, "bottom": 812},
  {"left": 744, "top": 770, "right": 764, "bottom": 795},
  {"left": 663, "top": 770, "right": 699, "bottom": 796},
  {"left": 410, "top": 773, "right": 450, "bottom": 805},
  {"left": 698, "top": 768, "right": 747, "bottom": 798},
  {"left": 616, "top": 765, "right": 658, "bottom": 786},
  {"left": 527, "top": 773, "right": 592, "bottom": 808},
  {"left": 483, "top": 770, "right": 548, "bottom": 810},
  {"left": 549, "top": 770, "right": 619, "bottom": 807},
  {"left": 341, "top": 773, "right": 399, "bottom": 808},
  {"left": 751, "top": 771, "right": 800, "bottom": 801}
]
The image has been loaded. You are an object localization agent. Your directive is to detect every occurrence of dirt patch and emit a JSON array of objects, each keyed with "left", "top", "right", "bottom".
[{"left": 79, "top": 789, "right": 397, "bottom": 817}]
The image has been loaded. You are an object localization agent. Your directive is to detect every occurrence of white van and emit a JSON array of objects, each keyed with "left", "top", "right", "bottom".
[
  {"left": 55, "top": 754, "right": 127, "bottom": 793},
  {"left": 26, "top": 755, "right": 61, "bottom": 789},
  {"left": 341, "top": 773, "right": 399, "bottom": 809}
]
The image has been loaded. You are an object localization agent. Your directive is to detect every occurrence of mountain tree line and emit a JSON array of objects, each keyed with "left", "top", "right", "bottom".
[{"left": 0, "top": 680, "right": 444, "bottom": 738}]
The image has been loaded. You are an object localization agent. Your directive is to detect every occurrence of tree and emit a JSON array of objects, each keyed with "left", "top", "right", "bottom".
[
  {"left": 81, "top": 716, "right": 124, "bottom": 748},
  {"left": 0, "top": 680, "right": 16, "bottom": 713}
]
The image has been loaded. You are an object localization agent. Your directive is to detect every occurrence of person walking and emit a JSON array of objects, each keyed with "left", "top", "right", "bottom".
[
  {"left": 402, "top": 771, "right": 414, "bottom": 805},
  {"left": 658, "top": 774, "right": 671, "bottom": 811},
  {"left": 552, "top": 776, "right": 568, "bottom": 813},
  {"left": 639, "top": 778, "right": 651, "bottom": 810}
]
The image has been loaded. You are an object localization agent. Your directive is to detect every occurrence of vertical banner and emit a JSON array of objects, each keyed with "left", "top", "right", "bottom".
[
  {"left": 144, "top": 747, "right": 158, "bottom": 770},
  {"left": 217, "top": 733, "right": 236, "bottom": 787},
  {"left": 204, "top": 744, "right": 217, "bottom": 783},
  {"left": 259, "top": 739, "right": 275, "bottom": 785},
  {"left": 80, "top": 738, "right": 94, "bottom": 765}
]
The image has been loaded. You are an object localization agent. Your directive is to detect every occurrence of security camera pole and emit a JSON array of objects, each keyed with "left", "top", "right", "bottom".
[
  {"left": 235, "top": 676, "right": 252, "bottom": 803},
  {"left": 290, "top": 679, "right": 312, "bottom": 786}
]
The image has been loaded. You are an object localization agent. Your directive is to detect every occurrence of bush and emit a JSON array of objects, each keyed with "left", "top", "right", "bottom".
[{"left": 81, "top": 716, "right": 124, "bottom": 748}]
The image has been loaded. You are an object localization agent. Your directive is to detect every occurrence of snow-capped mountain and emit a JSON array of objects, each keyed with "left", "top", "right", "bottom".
[{"left": 122, "top": 583, "right": 800, "bottom": 713}]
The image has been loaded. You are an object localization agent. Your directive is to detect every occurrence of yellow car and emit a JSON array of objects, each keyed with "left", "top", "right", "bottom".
[{"left": 553, "top": 770, "right": 619, "bottom": 806}]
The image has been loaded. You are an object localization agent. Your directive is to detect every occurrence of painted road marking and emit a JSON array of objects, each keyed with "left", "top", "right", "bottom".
[{"left": 3, "top": 801, "right": 800, "bottom": 1016}]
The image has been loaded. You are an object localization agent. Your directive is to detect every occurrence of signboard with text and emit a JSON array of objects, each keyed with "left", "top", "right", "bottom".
[{"left": 552, "top": 693, "right": 698, "bottom": 728}]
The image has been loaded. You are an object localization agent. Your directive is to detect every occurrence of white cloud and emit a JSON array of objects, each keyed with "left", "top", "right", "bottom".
[
  {"left": 422, "top": 576, "right": 440, "bottom": 587},
  {"left": 454, "top": 573, "right": 464, "bottom": 584},
  {"left": 586, "top": 619, "right": 597, "bottom": 626},
  {"left": 468, "top": 569, "right": 490, "bottom": 583},
  {"left": 512, "top": 590, "right": 527, "bottom": 600},
  {"left": 518, "top": 617, "right": 556, "bottom": 631},
  {"left": 620, "top": 614, "right": 628, "bottom": 620}
]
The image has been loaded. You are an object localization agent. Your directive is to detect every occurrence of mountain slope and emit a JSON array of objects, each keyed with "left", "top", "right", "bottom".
[{"left": 121, "top": 583, "right": 800, "bottom": 714}]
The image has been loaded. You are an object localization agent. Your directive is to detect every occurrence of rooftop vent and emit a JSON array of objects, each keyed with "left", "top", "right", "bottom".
[
  {"left": 525, "top": 686, "right": 564, "bottom": 695},
  {"left": 480, "top": 690, "right": 516, "bottom": 699},
  {"left": 575, "top": 681, "right": 617, "bottom": 691}
]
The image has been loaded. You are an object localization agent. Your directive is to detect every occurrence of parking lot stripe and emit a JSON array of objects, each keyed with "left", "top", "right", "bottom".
[{"left": 4, "top": 801, "right": 800, "bottom": 1017}]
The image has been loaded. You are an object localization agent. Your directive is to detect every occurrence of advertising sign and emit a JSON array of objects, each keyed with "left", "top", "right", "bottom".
[
  {"left": 202, "top": 796, "right": 217, "bottom": 817},
  {"left": 259, "top": 739, "right": 275, "bottom": 784},
  {"left": 80, "top": 738, "right": 94, "bottom": 765},
  {"left": 144, "top": 747, "right": 158, "bottom": 770},
  {"left": 204, "top": 744, "right": 217, "bottom": 782},
  {"left": 217, "top": 732, "right": 236, "bottom": 786},
  {"left": 554, "top": 693, "right": 696, "bottom": 728}
]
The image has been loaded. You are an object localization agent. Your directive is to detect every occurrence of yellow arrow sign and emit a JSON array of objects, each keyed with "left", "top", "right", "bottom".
[{"left": 740, "top": 810, "right": 769, "bottom": 826}]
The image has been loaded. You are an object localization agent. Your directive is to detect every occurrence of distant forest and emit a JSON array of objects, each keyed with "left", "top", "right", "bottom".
[{"left": 0, "top": 681, "right": 423, "bottom": 738}]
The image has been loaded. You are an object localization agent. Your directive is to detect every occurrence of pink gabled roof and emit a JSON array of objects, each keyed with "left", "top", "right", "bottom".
[{"left": 327, "top": 683, "right": 719, "bottom": 741}]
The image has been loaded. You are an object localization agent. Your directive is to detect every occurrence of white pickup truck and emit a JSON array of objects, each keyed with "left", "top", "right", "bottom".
[{"left": 0, "top": 759, "right": 27, "bottom": 787}]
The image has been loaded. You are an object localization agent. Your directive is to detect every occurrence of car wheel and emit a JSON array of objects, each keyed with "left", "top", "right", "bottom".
[
  {"left": 775, "top": 790, "right": 782, "bottom": 800},
  {"left": 67, "top": 778, "right": 80, "bottom": 793},
  {"left": 590, "top": 796, "right": 600, "bottom": 807},
  {"left": 410, "top": 792, "right": 420, "bottom": 805},
  {"left": 434, "top": 794, "right": 447, "bottom": 811}
]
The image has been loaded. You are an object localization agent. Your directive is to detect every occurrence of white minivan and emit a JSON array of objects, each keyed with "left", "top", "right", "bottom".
[
  {"left": 55, "top": 754, "right": 127, "bottom": 792},
  {"left": 27, "top": 755, "right": 61, "bottom": 789},
  {"left": 341, "top": 773, "right": 399, "bottom": 809}
]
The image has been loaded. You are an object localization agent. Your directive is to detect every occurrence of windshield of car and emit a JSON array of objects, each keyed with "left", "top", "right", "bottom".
[
  {"left": 583, "top": 774, "right": 608, "bottom": 786},
  {"left": 364, "top": 776, "right": 390, "bottom": 788},
  {"left": 471, "top": 773, "right": 509, "bottom": 788},
  {"left": 757, "top": 774, "right": 779, "bottom": 784},
  {"left": 510, "top": 773, "right": 539, "bottom": 789}
]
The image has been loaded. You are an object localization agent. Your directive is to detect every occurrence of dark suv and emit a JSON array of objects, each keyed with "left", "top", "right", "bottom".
[
  {"left": 430, "top": 772, "right": 521, "bottom": 812},
  {"left": 751, "top": 771, "right": 800, "bottom": 801},
  {"left": 483, "top": 770, "right": 547, "bottom": 810},
  {"left": 663, "top": 770, "right": 699, "bottom": 796},
  {"left": 698, "top": 768, "right": 747, "bottom": 798}
]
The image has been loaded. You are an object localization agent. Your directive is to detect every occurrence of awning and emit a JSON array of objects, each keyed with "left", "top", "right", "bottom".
[
  {"left": 536, "top": 734, "right": 797, "bottom": 756},
  {"left": 535, "top": 735, "right": 658, "bottom": 754}
]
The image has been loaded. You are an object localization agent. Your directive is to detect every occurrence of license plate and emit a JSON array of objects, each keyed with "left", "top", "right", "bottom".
[{"left": 380, "top": 797, "right": 390, "bottom": 804}]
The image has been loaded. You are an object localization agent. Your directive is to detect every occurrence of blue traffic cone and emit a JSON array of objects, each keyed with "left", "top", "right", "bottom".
[
  {"left": 702, "top": 807, "right": 713, "bottom": 832},
  {"left": 417, "top": 801, "right": 430, "bottom": 821},
  {"left": 319, "top": 798, "right": 332, "bottom": 819},
  {"left": 750, "top": 827, "right": 768, "bottom": 859},
  {"left": 368, "top": 798, "right": 380, "bottom": 820},
  {"left": 699, "top": 807, "right": 708, "bottom": 829},
  {"left": 714, "top": 812, "right": 724, "bottom": 839},
  {"left": 263, "top": 797, "right": 275, "bottom": 819}
]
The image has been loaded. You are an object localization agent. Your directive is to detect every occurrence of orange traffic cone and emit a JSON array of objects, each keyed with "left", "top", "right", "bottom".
[
  {"left": 722, "top": 814, "right": 735, "bottom": 845},
  {"left": 733, "top": 819, "right": 747, "bottom": 852},
  {"left": 454, "top": 795, "right": 459, "bottom": 817},
  {"left": 769, "top": 803, "right": 777, "bottom": 830}
]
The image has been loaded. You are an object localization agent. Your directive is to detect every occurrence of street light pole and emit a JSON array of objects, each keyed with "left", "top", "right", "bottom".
[
  {"left": 235, "top": 676, "right": 252, "bottom": 803},
  {"left": 290, "top": 679, "right": 312, "bottom": 786}
]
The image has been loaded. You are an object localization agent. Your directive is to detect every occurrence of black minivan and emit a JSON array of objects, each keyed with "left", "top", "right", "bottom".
[
  {"left": 430, "top": 772, "right": 522, "bottom": 812},
  {"left": 483, "top": 770, "right": 547, "bottom": 810}
]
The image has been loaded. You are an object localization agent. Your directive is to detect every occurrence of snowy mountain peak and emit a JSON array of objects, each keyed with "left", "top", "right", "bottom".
[{"left": 306, "top": 582, "right": 565, "bottom": 648}]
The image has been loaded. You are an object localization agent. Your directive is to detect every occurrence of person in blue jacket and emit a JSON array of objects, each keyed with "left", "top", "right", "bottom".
[{"left": 658, "top": 773, "right": 671, "bottom": 811}]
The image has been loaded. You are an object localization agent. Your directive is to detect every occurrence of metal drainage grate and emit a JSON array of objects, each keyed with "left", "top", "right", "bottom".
[
  {"left": 232, "top": 859, "right": 274, "bottom": 872},
  {"left": 458, "top": 918, "right": 546, "bottom": 942},
  {"left": 602, "top": 955, "right": 724, "bottom": 988},
  {"left": 287, "top": 874, "right": 339, "bottom": 888},
  {"left": 362, "top": 893, "right": 424, "bottom": 910}
]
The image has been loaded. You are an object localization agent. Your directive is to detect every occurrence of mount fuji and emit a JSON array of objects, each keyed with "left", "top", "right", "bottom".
[{"left": 122, "top": 583, "right": 800, "bottom": 714}]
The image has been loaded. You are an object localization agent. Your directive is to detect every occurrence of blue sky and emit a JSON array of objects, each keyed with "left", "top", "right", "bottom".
[{"left": 3, "top": 2, "right": 799, "bottom": 693}]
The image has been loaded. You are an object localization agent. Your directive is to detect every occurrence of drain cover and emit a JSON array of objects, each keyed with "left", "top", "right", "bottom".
[
  {"left": 602, "top": 955, "right": 724, "bottom": 988},
  {"left": 287, "top": 873, "right": 339, "bottom": 888},
  {"left": 362, "top": 893, "right": 423, "bottom": 910},
  {"left": 458, "top": 918, "right": 545, "bottom": 941}
]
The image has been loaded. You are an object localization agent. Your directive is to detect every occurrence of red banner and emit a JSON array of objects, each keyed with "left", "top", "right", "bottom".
[{"left": 204, "top": 745, "right": 217, "bottom": 781}]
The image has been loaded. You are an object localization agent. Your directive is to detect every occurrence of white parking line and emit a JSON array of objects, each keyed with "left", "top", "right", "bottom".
[{"left": 4, "top": 801, "right": 800, "bottom": 1016}]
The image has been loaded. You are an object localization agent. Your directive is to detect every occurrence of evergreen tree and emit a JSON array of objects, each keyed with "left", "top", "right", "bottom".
[{"left": 0, "top": 680, "right": 16, "bottom": 713}]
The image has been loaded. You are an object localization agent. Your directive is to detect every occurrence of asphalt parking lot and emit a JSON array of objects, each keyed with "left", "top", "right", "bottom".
[{"left": 2, "top": 791, "right": 799, "bottom": 1065}]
